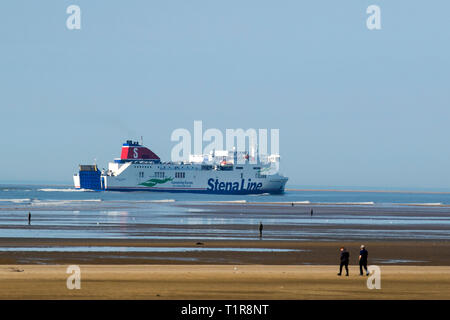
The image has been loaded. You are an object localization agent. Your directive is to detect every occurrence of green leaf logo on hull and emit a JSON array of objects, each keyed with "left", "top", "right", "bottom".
[{"left": 139, "top": 177, "right": 173, "bottom": 187}]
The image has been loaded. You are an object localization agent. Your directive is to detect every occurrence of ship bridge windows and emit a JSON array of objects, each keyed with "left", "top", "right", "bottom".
[
  {"left": 175, "top": 172, "right": 185, "bottom": 179},
  {"left": 219, "top": 165, "right": 233, "bottom": 171},
  {"left": 201, "top": 165, "right": 213, "bottom": 171},
  {"left": 155, "top": 172, "right": 165, "bottom": 178}
]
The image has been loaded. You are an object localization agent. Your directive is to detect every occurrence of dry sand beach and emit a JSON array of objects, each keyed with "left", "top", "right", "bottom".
[{"left": 1, "top": 265, "right": 450, "bottom": 300}]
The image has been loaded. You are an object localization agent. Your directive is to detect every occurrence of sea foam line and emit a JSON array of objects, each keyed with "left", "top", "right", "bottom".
[
  {"left": 0, "top": 198, "right": 32, "bottom": 203},
  {"left": 38, "top": 188, "right": 93, "bottom": 192},
  {"left": 210, "top": 200, "right": 248, "bottom": 204},
  {"left": 31, "top": 199, "right": 103, "bottom": 206},
  {"left": 398, "top": 203, "right": 443, "bottom": 207},
  {"left": 314, "top": 202, "right": 375, "bottom": 205}
]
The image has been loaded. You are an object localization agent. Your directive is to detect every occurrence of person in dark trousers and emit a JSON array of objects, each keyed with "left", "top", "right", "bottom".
[
  {"left": 310, "top": 209, "right": 313, "bottom": 216},
  {"left": 259, "top": 222, "right": 263, "bottom": 238},
  {"left": 337, "top": 247, "right": 350, "bottom": 276},
  {"left": 28, "top": 212, "right": 31, "bottom": 225},
  {"left": 359, "top": 245, "right": 369, "bottom": 276}
]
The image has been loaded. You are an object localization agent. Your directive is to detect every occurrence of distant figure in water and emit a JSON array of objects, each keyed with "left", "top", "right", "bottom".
[
  {"left": 310, "top": 209, "right": 313, "bottom": 216},
  {"left": 28, "top": 212, "right": 31, "bottom": 225},
  {"left": 259, "top": 222, "right": 263, "bottom": 238},
  {"left": 291, "top": 202, "right": 294, "bottom": 207}
]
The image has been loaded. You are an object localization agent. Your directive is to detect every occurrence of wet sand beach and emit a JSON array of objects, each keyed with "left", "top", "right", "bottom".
[{"left": 0, "top": 239, "right": 449, "bottom": 265}]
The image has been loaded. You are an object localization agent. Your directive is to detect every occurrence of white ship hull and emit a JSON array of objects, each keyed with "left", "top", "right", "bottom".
[{"left": 102, "top": 162, "right": 287, "bottom": 194}]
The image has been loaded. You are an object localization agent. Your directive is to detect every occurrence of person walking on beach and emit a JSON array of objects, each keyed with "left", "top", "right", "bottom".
[
  {"left": 259, "top": 222, "right": 263, "bottom": 238},
  {"left": 310, "top": 209, "right": 313, "bottom": 217},
  {"left": 28, "top": 212, "right": 31, "bottom": 225},
  {"left": 337, "top": 247, "right": 350, "bottom": 276},
  {"left": 359, "top": 245, "right": 369, "bottom": 276}
]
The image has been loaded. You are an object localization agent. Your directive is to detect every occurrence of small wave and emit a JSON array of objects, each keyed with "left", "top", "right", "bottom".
[
  {"left": 318, "top": 202, "right": 375, "bottom": 205},
  {"left": 0, "top": 198, "right": 31, "bottom": 204},
  {"left": 130, "top": 199, "right": 176, "bottom": 203},
  {"left": 38, "top": 188, "right": 92, "bottom": 192},
  {"left": 118, "top": 199, "right": 176, "bottom": 203},
  {"left": 399, "top": 203, "right": 442, "bottom": 207},
  {"left": 243, "top": 201, "right": 374, "bottom": 206},
  {"left": 212, "top": 200, "right": 247, "bottom": 204},
  {"left": 31, "top": 199, "right": 102, "bottom": 206}
]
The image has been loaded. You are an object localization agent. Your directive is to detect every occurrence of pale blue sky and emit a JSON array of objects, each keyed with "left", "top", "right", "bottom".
[{"left": 1, "top": 1, "right": 449, "bottom": 189}]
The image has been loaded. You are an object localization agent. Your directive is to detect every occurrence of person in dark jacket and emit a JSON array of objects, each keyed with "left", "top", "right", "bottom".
[
  {"left": 259, "top": 222, "right": 263, "bottom": 238},
  {"left": 359, "top": 245, "right": 369, "bottom": 276},
  {"left": 337, "top": 247, "right": 350, "bottom": 276}
]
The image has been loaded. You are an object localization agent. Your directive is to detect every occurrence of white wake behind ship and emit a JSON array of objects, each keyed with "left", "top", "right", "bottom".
[{"left": 73, "top": 140, "right": 288, "bottom": 194}]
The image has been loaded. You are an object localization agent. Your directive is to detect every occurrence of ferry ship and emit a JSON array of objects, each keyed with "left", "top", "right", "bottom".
[{"left": 73, "top": 140, "right": 288, "bottom": 194}]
